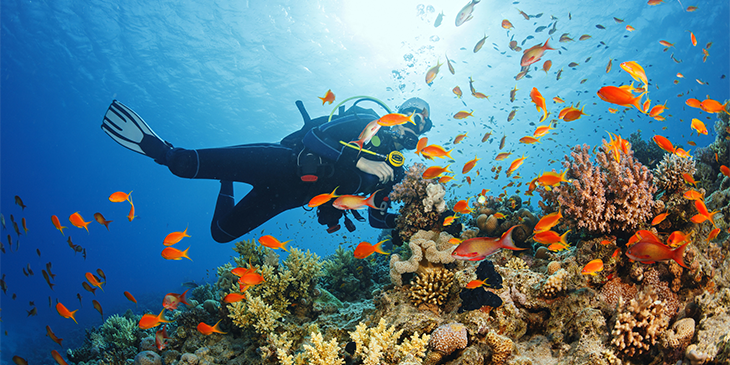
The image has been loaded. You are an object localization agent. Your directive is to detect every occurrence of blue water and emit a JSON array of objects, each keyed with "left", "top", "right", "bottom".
[{"left": 1, "top": 0, "right": 728, "bottom": 362}]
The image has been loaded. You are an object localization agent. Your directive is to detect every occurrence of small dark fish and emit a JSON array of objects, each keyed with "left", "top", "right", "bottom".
[
  {"left": 569, "top": 12, "right": 572, "bottom": 20},
  {"left": 49, "top": 296, "right": 53, "bottom": 307},
  {"left": 556, "top": 68, "right": 563, "bottom": 80},
  {"left": 42, "top": 269, "right": 54, "bottom": 290},
  {"left": 446, "top": 55, "right": 455, "bottom": 74},
  {"left": 580, "top": 79, "right": 588, "bottom": 84},
  {"left": 77, "top": 293, "right": 83, "bottom": 307},
  {"left": 579, "top": 34, "right": 592, "bottom": 41},
  {"left": 499, "top": 135, "right": 506, "bottom": 149},
  {"left": 585, "top": 57, "right": 592, "bottom": 62},
  {"left": 14, "top": 196, "right": 26, "bottom": 210},
  {"left": 474, "top": 35, "right": 488, "bottom": 53},
  {"left": 568, "top": 62, "right": 579, "bottom": 67},
  {"left": 549, "top": 22, "right": 558, "bottom": 35},
  {"left": 36, "top": 249, "right": 41, "bottom": 257},
  {"left": 535, "top": 26, "right": 547, "bottom": 32},
  {"left": 92, "top": 299, "right": 103, "bottom": 320},
  {"left": 614, "top": 17, "right": 624, "bottom": 23},
  {"left": 46, "top": 262, "right": 55, "bottom": 279},
  {"left": 26, "top": 264, "right": 33, "bottom": 276},
  {"left": 0, "top": 242, "right": 4, "bottom": 254},
  {"left": 596, "top": 24, "right": 605, "bottom": 29},
  {"left": 27, "top": 307, "right": 37, "bottom": 317},
  {"left": 434, "top": 11, "right": 444, "bottom": 27},
  {"left": 181, "top": 281, "right": 200, "bottom": 288},
  {"left": 22, "top": 268, "right": 28, "bottom": 277},
  {"left": 534, "top": 13, "right": 543, "bottom": 18},
  {"left": 525, "top": 35, "right": 534, "bottom": 40},
  {"left": 0, "top": 274, "right": 6, "bottom": 294},
  {"left": 670, "top": 53, "right": 683, "bottom": 63},
  {"left": 96, "top": 268, "right": 106, "bottom": 282}
]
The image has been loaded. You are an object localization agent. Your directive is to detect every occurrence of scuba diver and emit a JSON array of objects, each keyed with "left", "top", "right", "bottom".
[{"left": 101, "top": 96, "right": 433, "bottom": 243}]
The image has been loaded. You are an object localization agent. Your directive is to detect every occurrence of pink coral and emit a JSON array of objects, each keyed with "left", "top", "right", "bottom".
[
  {"left": 539, "top": 144, "right": 656, "bottom": 235},
  {"left": 429, "top": 322, "right": 468, "bottom": 355}
]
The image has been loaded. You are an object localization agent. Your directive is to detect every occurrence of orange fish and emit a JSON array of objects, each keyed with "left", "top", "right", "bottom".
[
  {"left": 124, "top": 291, "right": 138, "bottom": 305},
  {"left": 308, "top": 187, "right": 339, "bottom": 208},
  {"left": 581, "top": 259, "right": 604, "bottom": 276},
  {"left": 493, "top": 212, "right": 506, "bottom": 219},
  {"left": 258, "top": 235, "right": 291, "bottom": 251},
  {"left": 452, "top": 226, "right": 526, "bottom": 260},
  {"left": 481, "top": 132, "right": 492, "bottom": 143},
  {"left": 648, "top": 102, "right": 668, "bottom": 118},
  {"left": 700, "top": 98, "right": 728, "bottom": 114},
  {"left": 69, "top": 212, "right": 91, "bottom": 233},
  {"left": 667, "top": 231, "right": 690, "bottom": 247},
  {"left": 453, "top": 110, "right": 474, "bottom": 119},
  {"left": 353, "top": 239, "right": 390, "bottom": 259},
  {"left": 332, "top": 190, "right": 381, "bottom": 210},
  {"left": 163, "top": 227, "right": 191, "bottom": 246},
  {"left": 521, "top": 39, "right": 554, "bottom": 67},
  {"left": 139, "top": 309, "right": 172, "bottom": 329},
  {"left": 707, "top": 228, "right": 720, "bottom": 242},
  {"left": 495, "top": 152, "right": 511, "bottom": 161},
  {"left": 422, "top": 165, "right": 453, "bottom": 179},
  {"left": 651, "top": 212, "right": 669, "bottom": 226},
  {"left": 533, "top": 230, "right": 570, "bottom": 246},
  {"left": 421, "top": 144, "right": 453, "bottom": 159},
  {"left": 85, "top": 272, "right": 105, "bottom": 292},
  {"left": 448, "top": 237, "right": 463, "bottom": 245},
  {"left": 682, "top": 173, "right": 697, "bottom": 186},
  {"left": 439, "top": 175, "right": 455, "bottom": 184},
  {"left": 685, "top": 98, "right": 702, "bottom": 108},
  {"left": 652, "top": 135, "right": 676, "bottom": 153},
  {"left": 462, "top": 156, "right": 480, "bottom": 174},
  {"left": 506, "top": 154, "right": 527, "bottom": 176},
  {"left": 626, "top": 25, "right": 635, "bottom": 31},
  {"left": 155, "top": 325, "right": 170, "bottom": 351},
  {"left": 687, "top": 6, "right": 698, "bottom": 11},
  {"left": 689, "top": 31, "right": 697, "bottom": 46},
  {"left": 377, "top": 112, "right": 416, "bottom": 127},
  {"left": 453, "top": 86, "right": 463, "bottom": 98},
  {"left": 529, "top": 87, "right": 548, "bottom": 123},
  {"left": 109, "top": 191, "right": 132, "bottom": 203},
  {"left": 501, "top": 19, "right": 514, "bottom": 29},
  {"left": 92, "top": 299, "right": 104, "bottom": 320},
  {"left": 223, "top": 292, "right": 247, "bottom": 303},
  {"left": 466, "top": 279, "right": 490, "bottom": 289},
  {"left": 415, "top": 137, "right": 428, "bottom": 156},
  {"left": 626, "top": 238, "right": 689, "bottom": 268},
  {"left": 559, "top": 105, "right": 588, "bottom": 121},
  {"left": 659, "top": 40, "right": 674, "bottom": 47},
  {"left": 534, "top": 211, "right": 562, "bottom": 233},
  {"left": 12, "top": 357, "right": 28, "bottom": 365},
  {"left": 453, "top": 197, "right": 473, "bottom": 215},
  {"left": 425, "top": 60, "right": 443, "bottom": 85},
  {"left": 694, "top": 200, "right": 718, "bottom": 227},
  {"left": 46, "top": 325, "right": 63, "bottom": 346},
  {"left": 620, "top": 61, "right": 648, "bottom": 87},
  {"left": 93, "top": 213, "right": 112, "bottom": 231},
  {"left": 443, "top": 215, "right": 459, "bottom": 226},
  {"left": 162, "top": 289, "right": 191, "bottom": 310},
  {"left": 597, "top": 86, "right": 644, "bottom": 111},
  {"left": 542, "top": 60, "right": 552, "bottom": 74},
  {"left": 553, "top": 96, "right": 565, "bottom": 103},
  {"left": 197, "top": 319, "right": 227, "bottom": 335},
  {"left": 691, "top": 119, "right": 708, "bottom": 135},
  {"left": 473, "top": 92, "right": 490, "bottom": 99},
  {"left": 318, "top": 89, "right": 335, "bottom": 105},
  {"left": 161, "top": 246, "right": 192, "bottom": 261},
  {"left": 51, "top": 350, "right": 69, "bottom": 365},
  {"left": 127, "top": 199, "right": 137, "bottom": 222},
  {"left": 721, "top": 165, "right": 730, "bottom": 177},
  {"left": 533, "top": 124, "right": 555, "bottom": 138},
  {"left": 520, "top": 136, "right": 541, "bottom": 144},
  {"left": 51, "top": 215, "right": 66, "bottom": 236},
  {"left": 453, "top": 133, "right": 468, "bottom": 144},
  {"left": 537, "top": 170, "right": 570, "bottom": 187},
  {"left": 237, "top": 270, "right": 265, "bottom": 287},
  {"left": 56, "top": 302, "right": 78, "bottom": 324}
]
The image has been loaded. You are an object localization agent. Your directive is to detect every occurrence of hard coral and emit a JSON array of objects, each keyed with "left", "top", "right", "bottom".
[
  {"left": 486, "top": 331, "right": 514, "bottom": 365},
  {"left": 390, "top": 164, "right": 443, "bottom": 242},
  {"left": 610, "top": 288, "right": 670, "bottom": 358},
  {"left": 350, "top": 319, "right": 430, "bottom": 365},
  {"left": 542, "top": 268, "right": 569, "bottom": 298},
  {"left": 300, "top": 331, "right": 344, "bottom": 365},
  {"left": 408, "top": 267, "right": 454, "bottom": 311},
  {"left": 425, "top": 322, "right": 468, "bottom": 365},
  {"left": 540, "top": 144, "right": 656, "bottom": 235},
  {"left": 653, "top": 154, "right": 697, "bottom": 194}
]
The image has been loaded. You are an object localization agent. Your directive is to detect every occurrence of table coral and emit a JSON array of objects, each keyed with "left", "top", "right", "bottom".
[{"left": 539, "top": 144, "right": 656, "bottom": 235}]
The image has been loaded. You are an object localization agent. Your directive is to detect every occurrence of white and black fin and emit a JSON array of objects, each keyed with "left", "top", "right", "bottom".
[{"left": 102, "top": 100, "right": 170, "bottom": 160}]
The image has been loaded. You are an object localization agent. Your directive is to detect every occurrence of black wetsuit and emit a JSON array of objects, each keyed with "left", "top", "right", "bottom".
[{"left": 163, "top": 105, "right": 402, "bottom": 243}]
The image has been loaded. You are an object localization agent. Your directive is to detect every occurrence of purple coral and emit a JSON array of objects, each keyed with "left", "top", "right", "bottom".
[{"left": 540, "top": 144, "right": 656, "bottom": 235}]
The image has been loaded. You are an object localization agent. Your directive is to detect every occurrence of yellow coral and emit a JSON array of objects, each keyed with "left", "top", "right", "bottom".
[
  {"left": 506, "top": 257, "right": 529, "bottom": 271},
  {"left": 227, "top": 295, "right": 283, "bottom": 337},
  {"left": 486, "top": 331, "right": 513, "bottom": 365},
  {"left": 350, "top": 319, "right": 430, "bottom": 365},
  {"left": 408, "top": 267, "right": 454, "bottom": 311},
  {"left": 301, "top": 331, "right": 345, "bottom": 365}
]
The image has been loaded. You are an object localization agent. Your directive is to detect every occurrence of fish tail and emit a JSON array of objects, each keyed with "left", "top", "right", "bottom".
[
  {"left": 180, "top": 289, "right": 191, "bottom": 306},
  {"left": 560, "top": 230, "right": 572, "bottom": 246},
  {"left": 365, "top": 190, "right": 384, "bottom": 210},
  {"left": 543, "top": 39, "right": 555, "bottom": 50},
  {"left": 70, "top": 310, "right": 78, "bottom": 324},
  {"left": 500, "top": 225, "right": 527, "bottom": 250},
  {"left": 374, "top": 239, "right": 390, "bottom": 255},
  {"left": 281, "top": 240, "right": 291, "bottom": 252},
  {"left": 349, "top": 140, "right": 364, "bottom": 153},
  {"left": 673, "top": 242, "right": 690, "bottom": 268},
  {"left": 183, "top": 246, "right": 193, "bottom": 261},
  {"left": 213, "top": 319, "right": 228, "bottom": 334}
]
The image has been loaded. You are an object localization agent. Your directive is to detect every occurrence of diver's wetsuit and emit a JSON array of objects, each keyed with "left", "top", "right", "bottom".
[{"left": 163, "top": 105, "right": 402, "bottom": 243}]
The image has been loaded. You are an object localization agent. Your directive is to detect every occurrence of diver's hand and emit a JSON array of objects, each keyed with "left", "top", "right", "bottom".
[{"left": 356, "top": 158, "right": 394, "bottom": 184}]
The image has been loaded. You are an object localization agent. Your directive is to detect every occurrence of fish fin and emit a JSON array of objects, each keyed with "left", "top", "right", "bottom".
[
  {"left": 673, "top": 242, "right": 690, "bottom": 269},
  {"left": 374, "top": 240, "right": 390, "bottom": 255},
  {"left": 500, "top": 225, "right": 527, "bottom": 250}
]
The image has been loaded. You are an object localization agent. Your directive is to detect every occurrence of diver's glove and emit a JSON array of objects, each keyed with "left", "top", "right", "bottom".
[{"left": 356, "top": 158, "right": 394, "bottom": 184}]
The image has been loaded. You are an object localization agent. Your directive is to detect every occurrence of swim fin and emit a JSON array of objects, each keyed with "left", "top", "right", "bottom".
[{"left": 101, "top": 100, "right": 172, "bottom": 164}]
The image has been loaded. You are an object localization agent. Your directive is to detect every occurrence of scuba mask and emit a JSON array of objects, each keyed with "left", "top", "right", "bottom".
[{"left": 398, "top": 131, "right": 420, "bottom": 150}]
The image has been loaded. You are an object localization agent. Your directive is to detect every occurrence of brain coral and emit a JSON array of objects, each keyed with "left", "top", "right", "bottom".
[{"left": 429, "top": 322, "right": 468, "bottom": 355}]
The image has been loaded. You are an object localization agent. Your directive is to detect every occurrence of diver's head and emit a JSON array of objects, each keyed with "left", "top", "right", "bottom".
[{"left": 394, "top": 97, "right": 432, "bottom": 150}]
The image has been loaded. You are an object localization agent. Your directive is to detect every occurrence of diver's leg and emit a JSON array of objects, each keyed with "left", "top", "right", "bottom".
[
  {"left": 165, "top": 143, "right": 298, "bottom": 184},
  {"left": 210, "top": 186, "right": 304, "bottom": 243}
]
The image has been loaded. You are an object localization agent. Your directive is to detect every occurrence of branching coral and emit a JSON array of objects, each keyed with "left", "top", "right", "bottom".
[
  {"left": 408, "top": 267, "right": 454, "bottom": 311},
  {"left": 539, "top": 144, "right": 656, "bottom": 235},
  {"left": 322, "top": 246, "right": 377, "bottom": 302},
  {"left": 610, "top": 288, "right": 670, "bottom": 358},
  {"left": 227, "top": 295, "right": 283, "bottom": 337},
  {"left": 541, "top": 268, "right": 569, "bottom": 298},
  {"left": 390, "top": 163, "right": 443, "bottom": 242},
  {"left": 350, "top": 319, "right": 430, "bottom": 365}
]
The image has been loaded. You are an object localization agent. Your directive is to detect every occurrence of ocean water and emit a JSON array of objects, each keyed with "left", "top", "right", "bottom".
[{"left": 1, "top": 0, "right": 728, "bottom": 362}]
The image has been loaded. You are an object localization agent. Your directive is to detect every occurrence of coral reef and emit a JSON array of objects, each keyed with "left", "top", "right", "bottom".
[
  {"left": 350, "top": 318, "right": 430, "bottom": 365},
  {"left": 610, "top": 288, "right": 671, "bottom": 359},
  {"left": 390, "top": 164, "right": 443, "bottom": 243},
  {"left": 408, "top": 267, "right": 454, "bottom": 312},
  {"left": 486, "top": 330, "right": 514, "bottom": 365},
  {"left": 458, "top": 260, "right": 504, "bottom": 312},
  {"left": 426, "top": 322, "right": 468, "bottom": 364},
  {"left": 389, "top": 229, "right": 457, "bottom": 286},
  {"left": 539, "top": 144, "right": 656, "bottom": 235},
  {"left": 653, "top": 153, "right": 697, "bottom": 194},
  {"left": 321, "top": 245, "right": 387, "bottom": 302}
]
